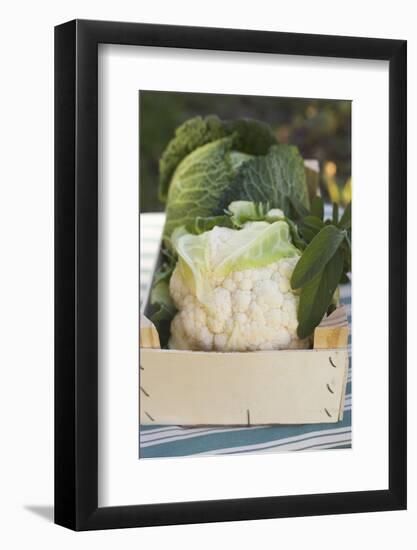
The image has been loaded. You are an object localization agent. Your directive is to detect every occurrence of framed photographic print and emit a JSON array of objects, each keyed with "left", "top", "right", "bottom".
[{"left": 55, "top": 19, "right": 407, "bottom": 530}]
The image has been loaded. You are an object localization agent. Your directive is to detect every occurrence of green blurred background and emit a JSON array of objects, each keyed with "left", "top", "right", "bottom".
[{"left": 139, "top": 91, "right": 351, "bottom": 212}]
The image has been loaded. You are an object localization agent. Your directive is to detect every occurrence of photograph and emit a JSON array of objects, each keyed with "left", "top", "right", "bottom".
[
  {"left": 139, "top": 91, "right": 352, "bottom": 459},
  {"left": 0, "top": 1, "right": 409, "bottom": 541}
]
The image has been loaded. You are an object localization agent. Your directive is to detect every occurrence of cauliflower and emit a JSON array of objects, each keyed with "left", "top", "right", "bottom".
[{"left": 168, "top": 222, "right": 310, "bottom": 352}]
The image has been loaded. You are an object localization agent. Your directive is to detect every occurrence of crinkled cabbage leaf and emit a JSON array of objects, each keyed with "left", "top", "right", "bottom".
[
  {"left": 163, "top": 140, "right": 309, "bottom": 247},
  {"left": 158, "top": 115, "right": 277, "bottom": 201},
  {"left": 163, "top": 137, "right": 237, "bottom": 245},
  {"left": 220, "top": 144, "right": 310, "bottom": 216}
]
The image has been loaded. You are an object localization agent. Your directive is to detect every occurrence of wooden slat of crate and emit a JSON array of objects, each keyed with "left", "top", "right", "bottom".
[
  {"left": 140, "top": 348, "right": 348, "bottom": 426},
  {"left": 313, "top": 306, "right": 349, "bottom": 349},
  {"left": 140, "top": 315, "right": 160, "bottom": 349}
]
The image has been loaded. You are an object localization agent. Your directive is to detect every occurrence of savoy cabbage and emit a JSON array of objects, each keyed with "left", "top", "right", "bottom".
[{"left": 148, "top": 116, "right": 311, "bottom": 343}]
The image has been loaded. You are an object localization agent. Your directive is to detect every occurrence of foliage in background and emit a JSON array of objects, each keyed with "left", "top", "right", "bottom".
[{"left": 140, "top": 91, "right": 351, "bottom": 212}]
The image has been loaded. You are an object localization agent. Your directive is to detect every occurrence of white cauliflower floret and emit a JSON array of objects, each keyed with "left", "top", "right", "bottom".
[
  {"left": 167, "top": 216, "right": 312, "bottom": 351},
  {"left": 232, "top": 289, "right": 251, "bottom": 313},
  {"left": 169, "top": 255, "right": 309, "bottom": 351}
]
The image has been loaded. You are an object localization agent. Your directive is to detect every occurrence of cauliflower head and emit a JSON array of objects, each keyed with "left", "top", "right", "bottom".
[{"left": 168, "top": 221, "right": 310, "bottom": 352}]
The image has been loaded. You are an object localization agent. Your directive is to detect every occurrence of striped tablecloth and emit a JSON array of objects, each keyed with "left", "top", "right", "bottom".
[{"left": 140, "top": 213, "right": 352, "bottom": 458}]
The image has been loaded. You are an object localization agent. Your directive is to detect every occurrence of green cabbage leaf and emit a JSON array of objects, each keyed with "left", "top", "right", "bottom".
[
  {"left": 158, "top": 115, "right": 227, "bottom": 201},
  {"left": 220, "top": 144, "right": 310, "bottom": 215},
  {"left": 162, "top": 140, "right": 309, "bottom": 246},
  {"left": 158, "top": 115, "right": 277, "bottom": 202},
  {"left": 162, "top": 136, "right": 237, "bottom": 246}
]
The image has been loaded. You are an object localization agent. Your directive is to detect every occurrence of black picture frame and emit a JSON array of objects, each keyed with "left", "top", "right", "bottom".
[{"left": 55, "top": 19, "right": 407, "bottom": 531}]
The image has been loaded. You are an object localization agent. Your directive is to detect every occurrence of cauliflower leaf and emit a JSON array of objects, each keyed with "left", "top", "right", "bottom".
[{"left": 173, "top": 221, "right": 299, "bottom": 308}]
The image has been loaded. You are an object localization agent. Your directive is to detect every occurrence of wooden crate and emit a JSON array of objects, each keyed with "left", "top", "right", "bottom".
[{"left": 139, "top": 306, "right": 349, "bottom": 426}]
